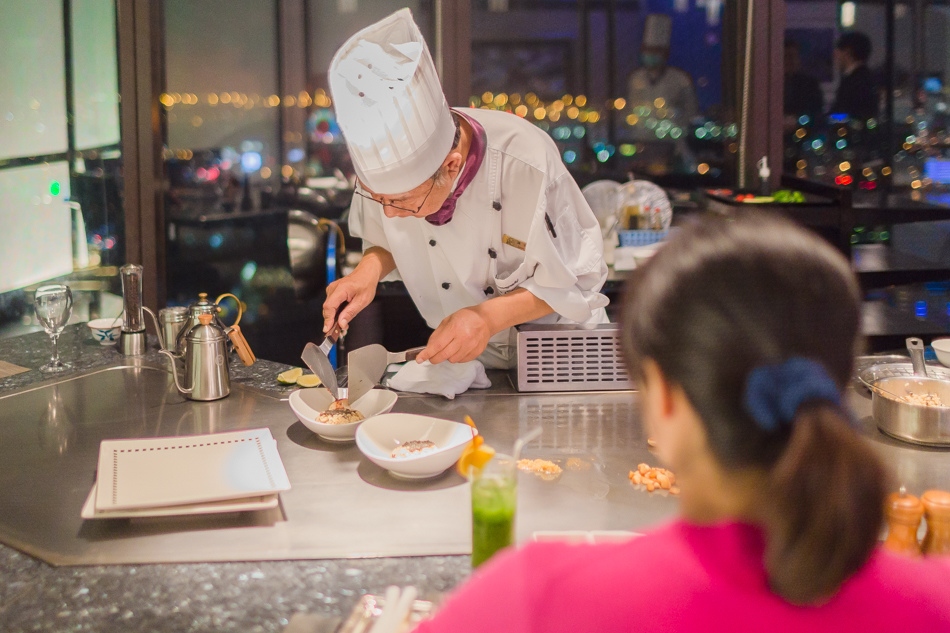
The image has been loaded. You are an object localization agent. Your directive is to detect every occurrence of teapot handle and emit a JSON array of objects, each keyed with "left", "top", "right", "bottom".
[
  {"left": 215, "top": 293, "right": 243, "bottom": 327},
  {"left": 227, "top": 325, "right": 256, "bottom": 366}
]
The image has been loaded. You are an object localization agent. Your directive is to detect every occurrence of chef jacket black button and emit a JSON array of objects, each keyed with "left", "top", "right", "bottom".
[
  {"left": 429, "top": 239, "right": 437, "bottom": 246},
  {"left": 492, "top": 201, "right": 502, "bottom": 211},
  {"left": 488, "top": 248, "right": 497, "bottom": 259},
  {"left": 484, "top": 287, "right": 495, "bottom": 295},
  {"left": 442, "top": 282, "right": 451, "bottom": 290}
]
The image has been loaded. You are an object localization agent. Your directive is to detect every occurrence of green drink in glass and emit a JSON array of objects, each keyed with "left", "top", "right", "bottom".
[{"left": 470, "top": 454, "right": 517, "bottom": 567}]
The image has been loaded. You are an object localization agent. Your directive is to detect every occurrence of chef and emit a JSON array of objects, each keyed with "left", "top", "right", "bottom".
[
  {"left": 627, "top": 13, "right": 700, "bottom": 124},
  {"left": 323, "top": 8, "right": 608, "bottom": 370}
]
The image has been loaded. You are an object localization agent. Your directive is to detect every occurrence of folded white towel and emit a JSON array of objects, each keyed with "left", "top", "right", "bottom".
[{"left": 385, "top": 359, "right": 491, "bottom": 399}]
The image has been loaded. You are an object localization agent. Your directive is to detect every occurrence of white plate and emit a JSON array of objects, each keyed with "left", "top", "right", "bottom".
[
  {"left": 95, "top": 428, "right": 291, "bottom": 511},
  {"left": 581, "top": 180, "right": 623, "bottom": 230},
  {"left": 81, "top": 481, "right": 278, "bottom": 519},
  {"left": 355, "top": 413, "right": 475, "bottom": 479},
  {"left": 532, "top": 530, "right": 642, "bottom": 544},
  {"left": 289, "top": 387, "right": 398, "bottom": 442}
]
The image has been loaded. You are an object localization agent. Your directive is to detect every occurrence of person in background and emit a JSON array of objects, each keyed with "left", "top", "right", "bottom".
[
  {"left": 323, "top": 9, "right": 608, "bottom": 370},
  {"left": 626, "top": 13, "right": 700, "bottom": 173},
  {"left": 412, "top": 213, "right": 950, "bottom": 633},
  {"left": 831, "top": 31, "right": 878, "bottom": 121},
  {"left": 783, "top": 38, "right": 824, "bottom": 125},
  {"left": 627, "top": 13, "right": 700, "bottom": 124}
]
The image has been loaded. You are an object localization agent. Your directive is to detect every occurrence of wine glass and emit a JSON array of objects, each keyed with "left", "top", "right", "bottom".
[{"left": 34, "top": 284, "right": 73, "bottom": 372}]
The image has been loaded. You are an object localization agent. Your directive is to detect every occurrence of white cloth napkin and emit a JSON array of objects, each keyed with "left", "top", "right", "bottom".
[{"left": 385, "top": 359, "right": 491, "bottom": 399}]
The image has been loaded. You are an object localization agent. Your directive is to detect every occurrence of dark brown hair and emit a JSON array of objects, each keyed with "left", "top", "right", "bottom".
[{"left": 620, "top": 212, "right": 887, "bottom": 604}]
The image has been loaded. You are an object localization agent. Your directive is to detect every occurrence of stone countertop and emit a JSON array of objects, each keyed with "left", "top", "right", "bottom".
[
  {"left": 0, "top": 326, "right": 471, "bottom": 633},
  {"left": 0, "top": 324, "right": 300, "bottom": 398},
  {"left": 1, "top": 544, "right": 468, "bottom": 633}
]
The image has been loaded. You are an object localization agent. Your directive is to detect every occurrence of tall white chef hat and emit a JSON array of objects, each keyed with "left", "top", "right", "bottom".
[
  {"left": 329, "top": 9, "right": 455, "bottom": 195},
  {"left": 642, "top": 13, "right": 673, "bottom": 49}
]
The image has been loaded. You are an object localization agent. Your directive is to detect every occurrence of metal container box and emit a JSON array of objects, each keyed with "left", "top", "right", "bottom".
[{"left": 515, "top": 323, "right": 632, "bottom": 392}]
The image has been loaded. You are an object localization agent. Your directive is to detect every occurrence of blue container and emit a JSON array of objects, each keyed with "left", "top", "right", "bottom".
[{"left": 618, "top": 229, "right": 668, "bottom": 247}]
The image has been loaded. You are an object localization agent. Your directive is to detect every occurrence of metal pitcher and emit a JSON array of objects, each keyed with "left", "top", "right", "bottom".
[
  {"left": 160, "top": 314, "right": 232, "bottom": 401},
  {"left": 175, "top": 292, "right": 243, "bottom": 355}
]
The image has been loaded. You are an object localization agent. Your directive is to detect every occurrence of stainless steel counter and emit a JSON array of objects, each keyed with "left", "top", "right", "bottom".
[{"left": 0, "top": 355, "right": 669, "bottom": 567}]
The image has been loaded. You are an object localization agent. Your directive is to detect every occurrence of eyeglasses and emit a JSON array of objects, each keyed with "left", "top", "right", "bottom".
[{"left": 352, "top": 177, "right": 437, "bottom": 215}]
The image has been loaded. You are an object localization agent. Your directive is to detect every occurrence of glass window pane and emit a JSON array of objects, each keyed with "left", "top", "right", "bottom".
[
  {"left": 0, "top": 162, "right": 73, "bottom": 294},
  {"left": 163, "top": 0, "right": 279, "bottom": 195},
  {"left": 470, "top": 1, "right": 732, "bottom": 182},
  {"left": 0, "top": 0, "right": 69, "bottom": 160},
  {"left": 1, "top": 1, "right": 124, "bottom": 338},
  {"left": 71, "top": 0, "right": 121, "bottom": 150}
]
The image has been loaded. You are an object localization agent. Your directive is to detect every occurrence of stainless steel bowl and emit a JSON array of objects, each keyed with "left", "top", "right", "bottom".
[{"left": 858, "top": 363, "right": 950, "bottom": 446}]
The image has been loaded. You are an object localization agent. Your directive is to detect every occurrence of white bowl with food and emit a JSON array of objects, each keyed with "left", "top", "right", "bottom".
[
  {"left": 355, "top": 413, "right": 476, "bottom": 479},
  {"left": 932, "top": 339, "right": 950, "bottom": 368},
  {"left": 289, "top": 388, "right": 398, "bottom": 442}
]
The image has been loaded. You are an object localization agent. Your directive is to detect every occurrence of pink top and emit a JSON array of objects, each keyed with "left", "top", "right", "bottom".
[{"left": 414, "top": 521, "right": 950, "bottom": 633}]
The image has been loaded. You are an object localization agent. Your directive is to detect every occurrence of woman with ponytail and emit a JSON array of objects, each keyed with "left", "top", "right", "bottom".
[{"left": 413, "top": 212, "right": 950, "bottom": 632}]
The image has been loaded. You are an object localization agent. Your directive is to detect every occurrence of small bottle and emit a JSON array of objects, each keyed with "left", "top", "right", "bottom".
[
  {"left": 921, "top": 490, "right": 950, "bottom": 556},
  {"left": 883, "top": 491, "right": 923, "bottom": 556}
]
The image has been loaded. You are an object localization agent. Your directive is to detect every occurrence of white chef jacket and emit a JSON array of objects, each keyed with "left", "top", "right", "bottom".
[
  {"left": 347, "top": 107, "right": 609, "bottom": 369},
  {"left": 627, "top": 66, "right": 700, "bottom": 123}
]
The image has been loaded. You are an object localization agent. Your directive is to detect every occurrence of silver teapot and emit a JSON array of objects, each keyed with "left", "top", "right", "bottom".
[
  {"left": 174, "top": 292, "right": 241, "bottom": 355},
  {"left": 159, "top": 313, "right": 232, "bottom": 401}
]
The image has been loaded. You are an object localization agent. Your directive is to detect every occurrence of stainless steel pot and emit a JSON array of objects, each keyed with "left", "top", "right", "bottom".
[{"left": 859, "top": 362, "right": 950, "bottom": 446}]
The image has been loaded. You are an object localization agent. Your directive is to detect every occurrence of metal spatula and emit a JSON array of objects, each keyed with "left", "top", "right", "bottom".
[
  {"left": 301, "top": 323, "right": 344, "bottom": 400},
  {"left": 347, "top": 344, "right": 425, "bottom": 403}
]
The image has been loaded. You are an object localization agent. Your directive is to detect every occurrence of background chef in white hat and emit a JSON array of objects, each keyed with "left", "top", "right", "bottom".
[
  {"left": 627, "top": 13, "right": 700, "bottom": 123},
  {"left": 324, "top": 8, "right": 608, "bottom": 370}
]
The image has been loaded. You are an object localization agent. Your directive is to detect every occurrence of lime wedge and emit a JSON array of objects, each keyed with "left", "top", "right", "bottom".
[
  {"left": 277, "top": 367, "right": 303, "bottom": 384},
  {"left": 295, "top": 374, "right": 322, "bottom": 388}
]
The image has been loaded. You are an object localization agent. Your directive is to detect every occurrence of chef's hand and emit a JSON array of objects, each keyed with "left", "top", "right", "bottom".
[
  {"left": 417, "top": 307, "right": 492, "bottom": 364},
  {"left": 323, "top": 273, "right": 374, "bottom": 334},
  {"left": 323, "top": 247, "right": 397, "bottom": 333}
]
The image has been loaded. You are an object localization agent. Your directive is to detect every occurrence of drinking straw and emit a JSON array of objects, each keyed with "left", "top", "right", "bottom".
[{"left": 513, "top": 426, "right": 543, "bottom": 462}]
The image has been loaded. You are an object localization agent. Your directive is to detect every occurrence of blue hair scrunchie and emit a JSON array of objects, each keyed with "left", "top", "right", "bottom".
[{"left": 743, "top": 358, "right": 842, "bottom": 432}]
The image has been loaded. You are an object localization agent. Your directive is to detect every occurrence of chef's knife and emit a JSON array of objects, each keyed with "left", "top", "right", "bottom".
[
  {"left": 301, "top": 323, "right": 344, "bottom": 399},
  {"left": 347, "top": 344, "right": 425, "bottom": 403}
]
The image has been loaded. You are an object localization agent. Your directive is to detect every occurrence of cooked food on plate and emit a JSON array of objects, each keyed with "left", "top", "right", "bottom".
[
  {"left": 391, "top": 439, "right": 438, "bottom": 459},
  {"left": 317, "top": 407, "right": 365, "bottom": 425},
  {"left": 328, "top": 398, "right": 350, "bottom": 410}
]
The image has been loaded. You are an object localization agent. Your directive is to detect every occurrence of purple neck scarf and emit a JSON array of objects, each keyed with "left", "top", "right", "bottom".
[{"left": 425, "top": 111, "right": 487, "bottom": 226}]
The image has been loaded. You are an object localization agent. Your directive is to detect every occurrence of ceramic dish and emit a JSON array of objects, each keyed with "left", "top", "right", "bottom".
[
  {"left": 81, "top": 481, "right": 278, "bottom": 519},
  {"left": 289, "top": 387, "right": 398, "bottom": 442},
  {"left": 932, "top": 339, "right": 950, "bottom": 368},
  {"left": 355, "top": 413, "right": 476, "bottom": 479},
  {"left": 532, "top": 530, "right": 642, "bottom": 544},
  {"left": 86, "top": 317, "right": 121, "bottom": 345}
]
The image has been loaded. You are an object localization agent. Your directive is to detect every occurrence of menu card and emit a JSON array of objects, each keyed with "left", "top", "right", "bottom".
[{"left": 94, "top": 428, "right": 291, "bottom": 512}]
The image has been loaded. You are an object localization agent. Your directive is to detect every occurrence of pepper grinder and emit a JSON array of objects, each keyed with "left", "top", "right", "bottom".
[
  {"left": 921, "top": 490, "right": 950, "bottom": 555},
  {"left": 119, "top": 264, "right": 147, "bottom": 355},
  {"left": 883, "top": 489, "right": 923, "bottom": 556}
]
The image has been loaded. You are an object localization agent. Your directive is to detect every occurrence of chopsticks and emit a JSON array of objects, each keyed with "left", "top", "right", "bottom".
[{"left": 369, "top": 585, "right": 418, "bottom": 633}]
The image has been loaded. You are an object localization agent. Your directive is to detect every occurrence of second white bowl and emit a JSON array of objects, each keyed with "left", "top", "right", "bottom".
[
  {"left": 289, "top": 388, "right": 397, "bottom": 442},
  {"left": 355, "top": 413, "right": 476, "bottom": 479},
  {"left": 932, "top": 338, "right": 950, "bottom": 368}
]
